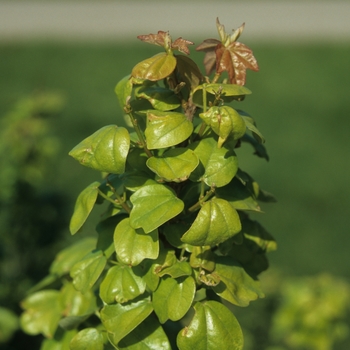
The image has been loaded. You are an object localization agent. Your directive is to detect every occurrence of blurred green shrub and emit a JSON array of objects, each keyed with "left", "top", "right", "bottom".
[{"left": 0, "top": 92, "right": 67, "bottom": 348}]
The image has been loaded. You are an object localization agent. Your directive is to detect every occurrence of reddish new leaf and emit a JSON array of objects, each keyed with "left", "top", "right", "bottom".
[
  {"left": 196, "top": 39, "right": 220, "bottom": 75},
  {"left": 137, "top": 31, "right": 170, "bottom": 48},
  {"left": 216, "top": 42, "right": 259, "bottom": 85},
  {"left": 171, "top": 37, "right": 194, "bottom": 55}
]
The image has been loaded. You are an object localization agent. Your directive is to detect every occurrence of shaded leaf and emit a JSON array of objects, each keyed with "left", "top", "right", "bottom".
[
  {"left": 69, "top": 125, "right": 130, "bottom": 174},
  {"left": 137, "top": 86, "right": 180, "bottom": 111},
  {"left": 196, "top": 38, "right": 220, "bottom": 75},
  {"left": 212, "top": 257, "right": 264, "bottom": 306},
  {"left": 117, "top": 315, "right": 171, "bottom": 349},
  {"left": 177, "top": 301, "right": 243, "bottom": 350},
  {"left": 100, "top": 265, "right": 146, "bottom": 304},
  {"left": 146, "top": 148, "right": 199, "bottom": 182},
  {"left": 157, "top": 261, "right": 193, "bottom": 278},
  {"left": 145, "top": 110, "right": 193, "bottom": 149},
  {"left": 69, "top": 181, "right": 100, "bottom": 235},
  {"left": 100, "top": 298, "right": 153, "bottom": 344},
  {"left": 114, "top": 218, "right": 159, "bottom": 266},
  {"left": 175, "top": 55, "right": 203, "bottom": 91},
  {"left": 115, "top": 75, "right": 133, "bottom": 111},
  {"left": 153, "top": 276, "right": 196, "bottom": 323},
  {"left": 70, "top": 250, "right": 107, "bottom": 294},
  {"left": 130, "top": 184, "right": 184, "bottom": 233},
  {"left": 132, "top": 53, "right": 177, "bottom": 81},
  {"left": 189, "top": 137, "right": 238, "bottom": 187},
  {"left": 69, "top": 328, "right": 104, "bottom": 350},
  {"left": 181, "top": 198, "right": 241, "bottom": 246},
  {"left": 189, "top": 246, "right": 216, "bottom": 272}
]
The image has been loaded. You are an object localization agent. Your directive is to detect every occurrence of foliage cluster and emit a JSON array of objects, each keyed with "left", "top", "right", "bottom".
[{"left": 19, "top": 20, "right": 277, "bottom": 349}]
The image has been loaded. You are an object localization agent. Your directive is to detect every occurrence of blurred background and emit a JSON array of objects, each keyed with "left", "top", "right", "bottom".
[{"left": 0, "top": 1, "right": 349, "bottom": 349}]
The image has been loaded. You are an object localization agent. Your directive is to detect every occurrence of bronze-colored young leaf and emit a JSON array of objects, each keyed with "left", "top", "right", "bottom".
[
  {"left": 137, "top": 31, "right": 171, "bottom": 48},
  {"left": 171, "top": 37, "right": 194, "bottom": 55},
  {"left": 196, "top": 38, "right": 220, "bottom": 75}
]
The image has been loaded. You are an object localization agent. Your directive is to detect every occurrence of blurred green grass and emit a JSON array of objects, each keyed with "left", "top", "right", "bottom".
[{"left": 1, "top": 41, "right": 349, "bottom": 277}]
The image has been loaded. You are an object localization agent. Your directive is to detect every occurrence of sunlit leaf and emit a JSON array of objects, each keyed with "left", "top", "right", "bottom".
[
  {"left": 145, "top": 110, "right": 193, "bottom": 149},
  {"left": 20, "top": 290, "right": 63, "bottom": 338},
  {"left": 177, "top": 301, "right": 243, "bottom": 350},
  {"left": 137, "top": 31, "right": 171, "bottom": 48},
  {"left": 69, "top": 182, "right": 100, "bottom": 235},
  {"left": 100, "top": 298, "right": 153, "bottom": 344},
  {"left": 146, "top": 148, "right": 199, "bottom": 182},
  {"left": 69, "top": 328, "right": 104, "bottom": 350},
  {"left": 171, "top": 37, "right": 194, "bottom": 55},
  {"left": 114, "top": 218, "right": 159, "bottom": 266},
  {"left": 70, "top": 250, "right": 107, "bottom": 294},
  {"left": 69, "top": 125, "right": 130, "bottom": 174},
  {"left": 153, "top": 276, "right": 196, "bottom": 323},
  {"left": 132, "top": 53, "right": 177, "bottom": 81},
  {"left": 157, "top": 261, "right": 193, "bottom": 278},
  {"left": 212, "top": 257, "right": 264, "bottom": 306},
  {"left": 130, "top": 184, "right": 184, "bottom": 233},
  {"left": 181, "top": 198, "right": 241, "bottom": 246},
  {"left": 100, "top": 264, "right": 146, "bottom": 304}
]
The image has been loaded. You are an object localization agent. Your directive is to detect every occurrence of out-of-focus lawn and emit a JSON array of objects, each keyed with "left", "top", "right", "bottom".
[{"left": 1, "top": 41, "right": 349, "bottom": 277}]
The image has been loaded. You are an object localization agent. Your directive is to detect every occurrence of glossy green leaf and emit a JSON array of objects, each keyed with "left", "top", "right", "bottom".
[
  {"left": 212, "top": 257, "right": 265, "bottom": 307},
  {"left": 70, "top": 250, "right": 107, "bottom": 294},
  {"left": 49, "top": 237, "right": 97, "bottom": 277},
  {"left": 100, "top": 264, "right": 146, "bottom": 304},
  {"left": 153, "top": 276, "right": 196, "bottom": 324},
  {"left": 114, "top": 218, "right": 159, "bottom": 266},
  {"left": 20, "top": 290, "right": 63, "bottom": 338},
  {"left": 117, "top": 315, "right": 171, "bottom": 349},
  {"left": 189, "top": 137, "right": 238, "bottom": 187},
  {"left": 199, "top": 106, "right": 246, "bottom": 147},
  {"left": 69, "top": 182, "right": 100, "bottom": 235},
  {"left": 158, "top": 261, "right": 193, "bottom": 278},
  {"left": 115, "top": 75, "right": 133, "bottom": 111},
  {"left": 123, "top": 173, "right": 158, "bottom": 192},
  {"left": 192, "top": 83, "right": 251, "bottom": 108},
  {"left": 130, "top": 184, "right": 184, "bottom": 233},
  {"left": 69, "top": 125, "right": 130, "bottom": 174},
  {"left": 177, "top": 301, "right": 243, "bottom": 350},
  {"left": 69, "top": 328, "right": 104, "bottom": 350},
  {"left": 181, "top": 198, "right": 241, "bottom": 246},
  {"left": 100, "top": 298, "right": 153, "bottom": 344},
  {"left": 215, "top": 177, "right": 261, "bottom": 212},
  {"left": 146, "top": 148, "right": 199, "bottom": 182},
  {"left": 132, "top": 53, "right": 177, "bottom": 81},
  {"left": 145, "top": 110, "right": 193, "bottom": 149},
  {"left": 137, "top": 86, "right": 181, "bottom": 111}
]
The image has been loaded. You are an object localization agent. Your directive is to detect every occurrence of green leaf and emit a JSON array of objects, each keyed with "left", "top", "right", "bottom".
[
  {"left": 153, "top": 276, "right": 196, "bottom": 324},
  {"left": 215, "top": 177, "right": 261, "bottom": 212},
  {"left": 100, "top": 298, "right": 153, "bottom": 344},
  {"left": 115, "top": 75, "right": 133, "bottom": 110},
  {"left": 41, "top": 329, "right": 77, "bottom": 350},
  {"left": 145, "top": 110, "right": 193, "bottom": 149},
  {"left": 199, "top": 106, "right": 246, "bottom": 147},
  {"left": 114, "top": 218, "right": 159, "bottom": 266},
  {"left": 189, "top": 137, "right": 238, "bottom": 187},
  {"left": 192, "top": 83, "right": 251, "bottom": 108},
  {"left": 132, "top": 53, "right": 177, "bottom": 81},
  {"left": 239, "top": 111, "right": 265, "bottom": 144},
  {"left": 100, "top": 264, "right": 146, "bottom": 304},
  {"left": 177, "top": 301, "right": 243, "bottom": 350},
  {"left": 0, "top": 307, "right": 19, "bottom": 343},
  {"left": 117, "top": 315, "right": 171, "bottom": 349},
  {"left": 70, "top": 250, "right": 107, "bottom": 294},
  {"left": 69, "top": 182, "right": 100, "bottom": 235},
  {"left": 146, "top": 148, "right": 199, "bottom": 182},
  {"left": 137, "top": 86, "right": 181, "bottom": 111},
  {"left": 181, "top": 198, "right": 241, "bottom": 246},
  {"left": 69, "top": 328, "right": 104, "bottom": 350},
  {"left": 157, "top": 261, "right": 193, "bottom": 278},
  {"left": 49, "top": 238, "right": 97, "bottom": 277},
  {"left": 241, "top": 134, "right": 269, "bottom": 161},
  {"left": 212, "top": 257, "right": 265, "bottom": 307},
  {"left": 189, "top": 246, "right": 216, "bottom": 272},
  {"left": 130, "top": 184, "right": 184, "bottom": 233},
  {"left": 20, "top": 290, "right": 63, "bottom": 338},
  {"left": 69, "top": 125, "right": 130, "bottom": 174}
]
